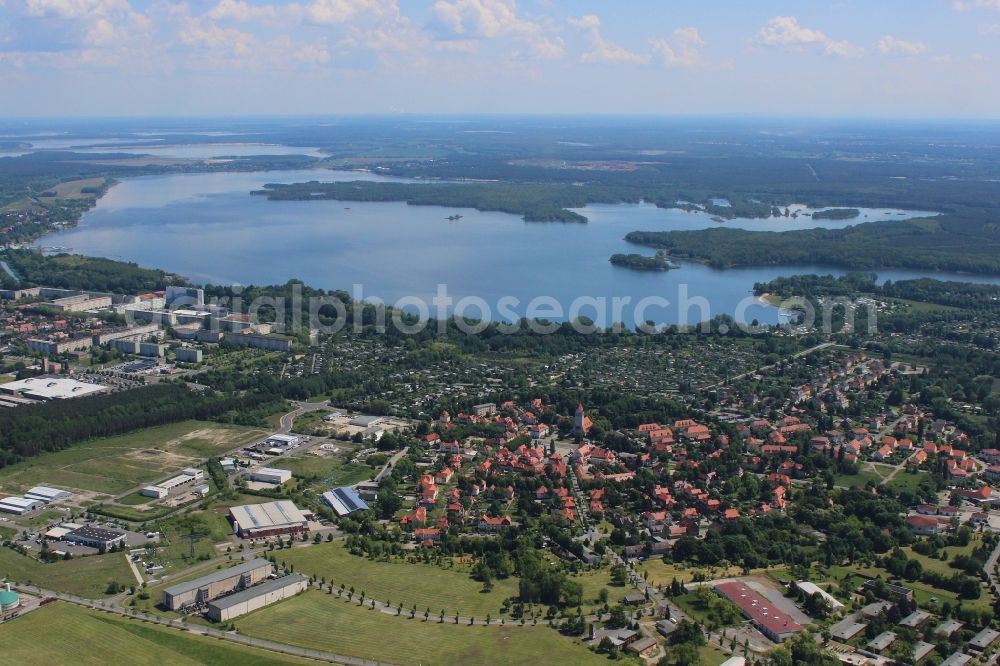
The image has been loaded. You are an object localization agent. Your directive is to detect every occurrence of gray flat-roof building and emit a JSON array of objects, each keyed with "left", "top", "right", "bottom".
[
  {"left": 868, "top": 631, "right": 897, "bottom": 652},
  {"left": 935, "top": 619, "right": 964, "bottom": 638},
  {"left": 831, "top": 619, "right": 867, "bottom": 642},
  {"left": 23, "top": 486, "right": 72, "bottom": 503},
  {"left": 912, "top": 641, "right": 935, "bottom": 662},
  {"left": 162, "top": 558, "right": 272, "bottom": 610},
  {"left": 969, "top": 627, "right": 1000, "bottom": 652},
  {"left": 206, "top": 574, "right": 307, "bottom": 622},
  {"left": 939, "top": 653, "right": 972, "bottom": 666},
  {"left": 64, "top": 525, "right": 127, "bottom": 549},
  {"left": 229, "top": 501, "right": 309, "bottom": 539},
  {"left": 899, "top": 610, "right": 932, "bottom": 628}
]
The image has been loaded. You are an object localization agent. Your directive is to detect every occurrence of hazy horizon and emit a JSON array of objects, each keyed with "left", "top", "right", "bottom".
[{"left": 2, "top": 1, "right": 999, "bottom": 118}]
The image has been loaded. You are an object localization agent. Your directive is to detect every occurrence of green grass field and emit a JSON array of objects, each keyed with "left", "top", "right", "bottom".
[
  {"left": 236, "top": 589, "right": 609, "bottom": 666},
  {"left": 117, "top": 492, "right": 156, "bottom": 506},
  {"left": 825, "top": 563, "right": 994, "bottom": 615},
  {"left": 697, "top": 645, "right": 733, "bottom": 665},
  {"left": 146, "top": 493, "right": 266, "bottom": 570},
  {"left": 273, "top": 454, "right": 372, "bottom": 486},
  {"left": 638, "top": 559, "right": 766, "bottom": 587},
  {"left": 0, "top": 547, "right": 134, "bottom": 597},
  {"left": 278, "top": 542, "right": 518, "bottom": 617},
  {"left": 902, "top": 536, "right": 982, "bottom": 577},
  {"left": 673, "top": 590, "right": 743, "bottom": 629},
  {"left": 0, "top": 602, "right": 315, "bottom": 665},
  {"left": 0, "top": 421, "right": 267, "bottom": 496},
  {"left": 833, "top": 466, "right": 887, "bottom": 489},
  {"left": 883, "top": 469, "right": 930, "bottom": 493}
]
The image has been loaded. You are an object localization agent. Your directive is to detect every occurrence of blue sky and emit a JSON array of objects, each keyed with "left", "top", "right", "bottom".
[{"left": 1, "top": 0, "right": 998, "bottom": 117}]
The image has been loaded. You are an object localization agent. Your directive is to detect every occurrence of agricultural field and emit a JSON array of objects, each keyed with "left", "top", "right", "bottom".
[
  {"left": 41, "top": 177, "right": 109, "bottom": 200},
  {"left": 278, "top": 542, "right": 518, "bottom": 617},
  {"left": 0, "top": 547, "right": 134, "bottom": 597},
  {"left": 0, "top": 421, "right": 267, "bottom": 496},
  {"left": 0, "top": 602, "right": 314, "bottom": 666},
  {"left": 235, "top": 589, "right": 610, "bottom": 666}
]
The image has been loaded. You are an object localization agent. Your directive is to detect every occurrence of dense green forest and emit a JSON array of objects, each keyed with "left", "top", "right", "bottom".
[
  {"left": 0, "top": 383, "right": 283, "bottom": 469},
  {"left": 608, "top": 253, "right": 674, "bottom": 271},
  {"left": 254, "top": 180, "right": 593, "bottom": 222},
  {"left": 754, "top": 273, "right": 1000, "bottom": 309},
  {"left": 810, "top": 208, "right": 860, "bottom": 220},
  {"left": 625, "top": 212, "right": 1000, "bottom": 274},
  {"left": 0, "top": 251, "right": 183, "bottom": 293}
]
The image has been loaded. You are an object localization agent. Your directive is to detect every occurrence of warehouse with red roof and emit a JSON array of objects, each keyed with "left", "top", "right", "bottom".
[{"left": 714, "top": 581, "right": 803, "bottom": 643}]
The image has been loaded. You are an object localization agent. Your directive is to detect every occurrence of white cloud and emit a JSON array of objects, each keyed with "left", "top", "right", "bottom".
[
  {"left": 84, "top": 17, "right": 118, "bottom": 45},
  {"left": 650, "top": 27, "right": 705, "bottom": 68},
  {"left": 180, "top": 18, "right": 254, "bottom": 57},
  {"left": 755, "top": 16, "right": 861, "bottom": 57},
  {"left": 433, "top": 38, "right": 480, "bottom": 53},
  {"left": 25, "top": 0, "right": 130, "bottom": 19},
  {"left": 432, "top": 0, "right": 564, "bottom": 59},
  {"left": 876, "top": 35, "right": 928, "bottom": 56},
  {"left": 207, "top": 0, "right": 283, "bottom": 22},
  {"left": 570, "top": 14, "right": 649, "bottom": 65},
  {"left": 307, "top": 0, "right": 397, "bottom": 25},
  {"left": 954, "top": 0, "right": 1000, "bottom": 11}
]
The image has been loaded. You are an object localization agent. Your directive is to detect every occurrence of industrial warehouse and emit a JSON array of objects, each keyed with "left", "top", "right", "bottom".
[
  {"left": 248, "top": 467, "right": 293, "bottom": 485},
  {"left": 161, "top": 558, "right": 273, "bottom": 611},
  {"left": 140, "top": 467, "right": 205, "bottom": 499},
  {"left": 206, "top": 573, "right": 307, "bottom": 622},
  {"left": 714, "top": 581, "right": 803, "bottom": 643},
  {"left": 322, "top": 486, "right": 369, "bottom": 516},
  {"left": 61, "top": 525, "right": 127, "bottom": 549},
  {"left": 0, "top": 376, "right": 108, "bottom": 402},
  {"left": 228, "top": 501, "right": 309, "bottom": 539},
  {"left": 0, "top": 485, "right": 74, "bottom": 514}
]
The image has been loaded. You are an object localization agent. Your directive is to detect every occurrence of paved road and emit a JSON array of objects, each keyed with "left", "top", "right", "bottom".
[
  {"left": 700, "top": 342, "right": 834, "bottom": 391},
  {"left": 374, "top": 449, "right": 408, "bottom": 483},
  {"left": 985, "top": 536, "right": 1000, "bottom": 597},
  {"left": 279, "top": 400, "right": 330, "bottom": 433}
]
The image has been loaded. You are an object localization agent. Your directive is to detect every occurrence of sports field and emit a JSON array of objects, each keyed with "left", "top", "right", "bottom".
[
  {"left": 236, "top": 589, "right": 608, "bottom": 666},
  {"left": 0, "top": 547, "right": 134, "bottom": 598},
  {"left": 0, "top": 601, "right": 314, "bottom": 666},
  {"left": 0, "top": 421, "right": 267, "bottom": 496}
]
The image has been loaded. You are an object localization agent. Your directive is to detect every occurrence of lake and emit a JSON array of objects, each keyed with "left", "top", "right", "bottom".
[{"left": 34, "top": 168, "right": 1000, "bottom": 327}]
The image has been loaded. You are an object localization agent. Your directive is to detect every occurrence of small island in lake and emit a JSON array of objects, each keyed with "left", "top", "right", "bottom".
[
  {"left": 609, "top": 253, "right": 677, "bottom": 271},
  {"left": 811, "top": 208, "right": 861, "bottom": 220}
]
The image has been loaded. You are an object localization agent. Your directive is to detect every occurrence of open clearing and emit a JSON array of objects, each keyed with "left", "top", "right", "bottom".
[
  {"left": 0, "top": 420, "right": 267, "bottom": 496},
  {"left": 41, "top": 177, "right": 108, "bottom": 200},
  {"left": 0, "top": 601, "right": 313, "bottom": 666},
  {"left": 279, "top": 542, "right": 518, "bottom": 617},
  {"left": 0, "top": 547, "right": 134, "bottom": 598},
  {"left": 236, "top": 589, "right": 607, "bottom": 666},
  {"left": 638, "top": 559, "right": 771, "bottom": 587}
]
